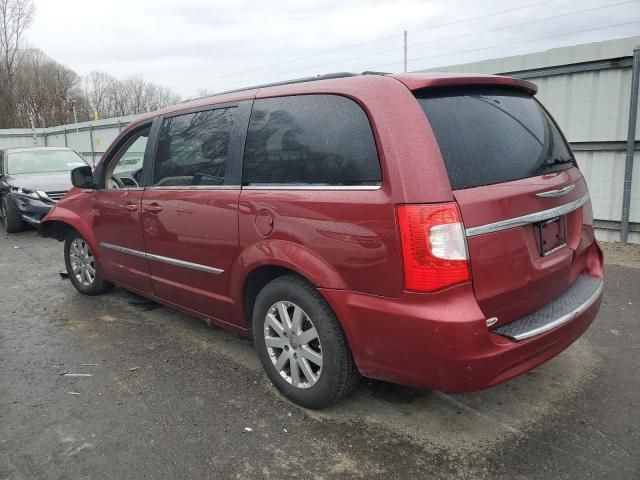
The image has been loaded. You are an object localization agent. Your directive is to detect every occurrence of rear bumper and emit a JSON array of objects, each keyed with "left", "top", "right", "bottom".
[{"left": 320, "top": 274, "right": 603, "bottom": 393}]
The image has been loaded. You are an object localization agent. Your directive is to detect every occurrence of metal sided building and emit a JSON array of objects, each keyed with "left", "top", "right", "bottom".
[{"left": 419, "top": 35, "right": 640, "bottom": 244}]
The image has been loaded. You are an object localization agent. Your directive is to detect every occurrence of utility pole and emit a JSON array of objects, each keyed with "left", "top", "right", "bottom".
[
  {"left": 28, "top": 111, "right": 37, "bottom": 145},
  {"left": 71, "top": 103, "right": 79, "bottom": 132},
  {"left": 403, "top": 30, "right": 408, "bottom": 73},
  {"left": 621, "top": 46, "right": 640, "bottom": 243}
]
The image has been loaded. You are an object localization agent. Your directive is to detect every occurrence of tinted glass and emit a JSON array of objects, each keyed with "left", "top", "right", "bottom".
[
  {"left": 153, "top": 107, "right": 236, "bottom": 186},
  {"left": 7, "top": 150, "right": 87, "bottom": 175},
  {"left": 416, "top": 87, "right": 573, "bottom": 190},
  {"left": 243, "top": 95, "right": 381, "bottom": 186}
]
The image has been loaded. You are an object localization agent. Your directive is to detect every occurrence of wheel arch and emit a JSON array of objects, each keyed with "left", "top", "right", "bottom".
[
  {"left": 40, "top": 209, "right": 102, "bottom": 261},
  {"left": 240, "top": 265, "right": 314, "bottom": 332},
  {"left": 232, "top": 239, "right": 349, "bottom": 327}
]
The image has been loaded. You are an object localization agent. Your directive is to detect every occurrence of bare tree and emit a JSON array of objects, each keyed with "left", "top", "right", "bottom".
[
  {"left": 0, "top": 0, "right": 34, "bottom": 127},
  {"left": 196, "top": 88, "right": 211, "bottom": 98},
  {"left": 84, "top": 71, "right": 115, "bottom": 119},
  {"left": 0, "top": 1, "right": 179, "bottom": 128},
  {"left": 15, "top": 49, "right": 87, "bottom": 127}
]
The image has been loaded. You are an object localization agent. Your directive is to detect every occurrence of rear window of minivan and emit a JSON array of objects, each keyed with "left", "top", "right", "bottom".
[{"left": 416, "top": 86, "right": 574, "bottom": 190}]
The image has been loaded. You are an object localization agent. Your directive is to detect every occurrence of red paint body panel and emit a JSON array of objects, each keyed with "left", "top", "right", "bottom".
[
  {"left": 455, "top": 169, "right": 595, "bottom": 326},
  {"left": 322, "top": 241, "right": 602, "bottom": 391},
  {"left": 236, "top": 188, "right": 402, "bottom": 297},
  {"left": 41, "top": 72, "right": 604, "bottom": 395},
  {"left": 140, "top": 189, "right": 242, "bottom": 324},
  {"left": 92, "top": 189, "right": 151, "bottom": 292}
]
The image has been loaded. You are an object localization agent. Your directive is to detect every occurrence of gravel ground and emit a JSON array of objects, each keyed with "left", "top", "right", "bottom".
[
  {"left": 0, "top": 231, "right": 638, "bottom": 479},
  {"left": 600, "top": 241, "right": 640, "bottom": 269}
]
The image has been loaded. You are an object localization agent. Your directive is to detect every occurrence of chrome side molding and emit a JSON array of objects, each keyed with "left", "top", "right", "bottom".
[
  {"left": 146, "top": 252, "right": 224, "bottom": 275},
  {"left": 242, "top": 184, "right": 381, "bottom": 191},
  {"left": 99, "top": 242, "right": 224, "bottom": 275},
  {"left": 100, "top": 242, "right": 146, "bottom": 258},
  {"left": 465, "top": 193, "right": 589, "bottom": 237}
]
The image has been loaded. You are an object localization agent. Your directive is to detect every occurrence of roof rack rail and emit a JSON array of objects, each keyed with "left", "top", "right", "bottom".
[{"left": 183, "top": 72, "right": 361, "bottom": 103}]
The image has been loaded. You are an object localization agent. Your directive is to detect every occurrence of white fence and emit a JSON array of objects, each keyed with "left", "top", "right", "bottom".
[{"left": 0, "top": 115, "right": 136, "bottom": 166}]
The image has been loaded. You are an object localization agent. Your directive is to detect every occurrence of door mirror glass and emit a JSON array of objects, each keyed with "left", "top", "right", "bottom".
[{"left": 71, "top": 166, "right": 96, "bottom": 189}]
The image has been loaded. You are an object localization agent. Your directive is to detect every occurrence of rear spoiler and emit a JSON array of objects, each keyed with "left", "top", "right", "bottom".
[{"left": 389, "top": 73, "right": 538, "bottom": 95}]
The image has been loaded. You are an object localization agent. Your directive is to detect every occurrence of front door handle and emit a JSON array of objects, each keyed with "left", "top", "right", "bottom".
[
  {"left": 123, "top": 203, "right": 139, "bottom": 211},
  {"left": 143, "top": 203, "right": 163, "bottom": 213}
]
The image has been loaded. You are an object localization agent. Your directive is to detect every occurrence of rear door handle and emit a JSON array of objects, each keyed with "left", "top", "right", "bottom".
[
  {"left": 123, "top": 203, "right": 139, "bottom": 211},
  {"left": 143, "top": 203, "right": 163, "bottom": 213}
]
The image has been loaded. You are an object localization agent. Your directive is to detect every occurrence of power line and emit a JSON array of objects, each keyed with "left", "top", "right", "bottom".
[
  {"left": 408, "top": 0, "right": 639, "bottom": 51},
  {"left": 201, "top": 2, "right": 638, "bottom": 94},
  {"left": 367, "top": 19, "right": 640, "bottom": 71},
  {"left": 174, "top": 0, "right": 563, "bottom": 90},
  {"left": 407, "top": 0, "right": 558, "bottom": 35}
]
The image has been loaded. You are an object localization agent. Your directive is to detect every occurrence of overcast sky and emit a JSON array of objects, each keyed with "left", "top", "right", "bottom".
[{"left": 27, "top": 0, "right": 640, "bottom": 98}]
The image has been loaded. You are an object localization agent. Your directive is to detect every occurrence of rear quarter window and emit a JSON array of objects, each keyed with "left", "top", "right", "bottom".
[
  {"left": 243, "top": 94, "right": 381, "bottom": 186},
  {"left": 416, "top": 87, "right": 574, "bottom": 190}
]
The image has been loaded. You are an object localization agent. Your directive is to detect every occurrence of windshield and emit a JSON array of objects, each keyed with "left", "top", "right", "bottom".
[
  {"left": 7, "top": 150, "right": 87, "bottom": 175},
  {"left": 416, "top": 86, "right": 574, "bottom": 190}
]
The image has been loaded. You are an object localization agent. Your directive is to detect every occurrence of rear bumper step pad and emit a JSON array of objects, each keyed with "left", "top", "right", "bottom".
[{"left": 493, "top": 275, "right": 603, "bottom": 341}]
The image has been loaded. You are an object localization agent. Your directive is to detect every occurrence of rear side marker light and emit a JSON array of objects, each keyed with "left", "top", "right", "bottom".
[{"left": 397, "top": 203, "right": 470, "bottom": 292}]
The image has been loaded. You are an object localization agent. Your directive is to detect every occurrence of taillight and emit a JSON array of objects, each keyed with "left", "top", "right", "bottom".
[{"left": 397, "top": 203, "right": 470, "bottom": 292}]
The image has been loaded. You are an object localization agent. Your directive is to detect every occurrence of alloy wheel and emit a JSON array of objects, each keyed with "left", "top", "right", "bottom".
[
  {"left": 69, "top": 238, "right": 96, "bottom": 287},
  {"left": 264, "top": 301, "right": 323, "bottom": 389}
]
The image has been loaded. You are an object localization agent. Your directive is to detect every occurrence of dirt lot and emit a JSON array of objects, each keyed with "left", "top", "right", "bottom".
[{"left": 1, "top": 231, "right": 638, "bottom": 479}]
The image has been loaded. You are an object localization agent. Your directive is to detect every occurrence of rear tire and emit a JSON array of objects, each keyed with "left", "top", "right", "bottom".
[
  {"left": 64, "top": 231, "right": 114, "bottom": 295},
  {"left": 252, "top": 274, "right": 360, "bottom": 409},
  {"left": 1, "top": 196, "right": 25, "bottom": 233}
]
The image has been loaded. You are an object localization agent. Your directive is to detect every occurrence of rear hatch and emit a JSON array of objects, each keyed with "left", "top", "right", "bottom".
[{"left": 415, "top": 85, "right": 596, "bottom": 327}]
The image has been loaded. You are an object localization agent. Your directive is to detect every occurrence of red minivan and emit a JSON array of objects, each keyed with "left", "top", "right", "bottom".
[{"left": 40, "top": 72, "right": 604, "bottom": 409}]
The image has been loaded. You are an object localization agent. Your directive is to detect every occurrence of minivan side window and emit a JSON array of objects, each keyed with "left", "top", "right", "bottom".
[
  {"left": 243, "top": 95, "right": 381, "bottom": 186},
  {"left": 103, "top": 127, "right": 150, "bottom": 189},
  {"left": 153, "top": 107, "right": 237, "bottom": 187}
]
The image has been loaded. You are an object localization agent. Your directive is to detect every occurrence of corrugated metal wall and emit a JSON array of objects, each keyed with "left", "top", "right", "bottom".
[
  {"left": 420, "top": 35, "right": 640, "bottom": 244},
  {"left": 0, "top": 115, "right": 136, "bottom": 166}
]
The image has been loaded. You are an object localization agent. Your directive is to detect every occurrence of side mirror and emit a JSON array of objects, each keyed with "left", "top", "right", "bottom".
[{"left": 71, "top": 166, "right": 96, "bottom": 189}]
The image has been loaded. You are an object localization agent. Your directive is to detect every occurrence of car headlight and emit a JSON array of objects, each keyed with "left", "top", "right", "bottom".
[{"left": 10, "top": 186, "right": 46, "bottom": 200}]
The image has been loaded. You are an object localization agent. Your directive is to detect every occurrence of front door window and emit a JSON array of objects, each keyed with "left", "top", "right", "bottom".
[{"left": 104, "top": 129, "right": 149, "bottom": 189}]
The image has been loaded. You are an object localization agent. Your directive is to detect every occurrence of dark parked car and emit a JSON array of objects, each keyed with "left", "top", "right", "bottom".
[
  {"left": 40, "top": 72, "right": 604, "bottom": 409},
  {"left": 0, "top": 147, "right": 88, "bottom": 233}
]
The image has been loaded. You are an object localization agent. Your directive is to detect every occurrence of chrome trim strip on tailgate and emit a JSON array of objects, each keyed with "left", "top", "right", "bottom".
[
  {"left": 99, "top": 242, "right": 224, "bottom": 275},
  {"left": 535, "top": 184, "right": 575, "bottom": 198},
  {"left": 465, "top": 193, "right": 589, "bottom": 237}
]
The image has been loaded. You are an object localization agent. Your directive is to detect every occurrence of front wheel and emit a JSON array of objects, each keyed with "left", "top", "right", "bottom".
[
  {"left": 64, "top": 232, "right": 114, "bottom": 295},
  {"left": 252, "top": 275, "right": 360, "bottom": 409},
  {"left": 1, "top": 196, "right": 25, "bottom": 233}
]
